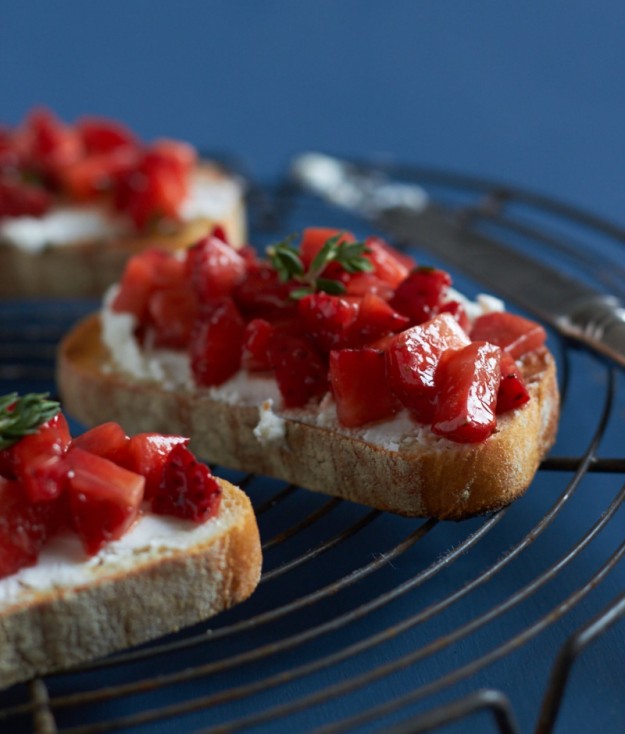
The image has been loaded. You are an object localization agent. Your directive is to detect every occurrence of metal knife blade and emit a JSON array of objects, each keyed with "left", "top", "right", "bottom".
[{"left": 291, "top": 153, "right": 625, "bottom": 369}]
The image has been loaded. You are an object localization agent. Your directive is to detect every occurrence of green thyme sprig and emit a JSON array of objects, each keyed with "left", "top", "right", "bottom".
[
  {"left": 0, "top": 393, "right": 61, "bottom": 451},
  {"left": 267, "top": 232, "right": 373, "bottom": 299}
]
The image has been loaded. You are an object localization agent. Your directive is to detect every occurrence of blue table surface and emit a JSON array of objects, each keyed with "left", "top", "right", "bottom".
[{"left": 1, "top": 4, "right": 624, "bottom": 734}]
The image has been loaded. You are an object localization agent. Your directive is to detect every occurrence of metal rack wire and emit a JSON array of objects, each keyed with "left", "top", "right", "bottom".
[{"left": 1, "top": 163, "right": 624, "bottom": 734}]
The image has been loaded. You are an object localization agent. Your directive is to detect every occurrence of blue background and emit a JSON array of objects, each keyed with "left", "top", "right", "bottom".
[{"left": 1, "top": 0, "right": 624, "bottom": 227}]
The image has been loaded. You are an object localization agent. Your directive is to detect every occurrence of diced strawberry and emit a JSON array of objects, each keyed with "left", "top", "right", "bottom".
[
  {"left": 390, "top": 267, "right": 452, "bottom": 325},
  {"left": 76, "top": 117, "right": 138, "bottom": 154},
  {"left": 268, "top": 332, "right": 329, "bottom": 408},
  {"left": 9, "top": 414, "right": 72, "bottom": 503},
  {"left": 329, "top": 348, "right": 402, "bottom": 427},
  {"left": 297, "top": 292, "right": 360, "bottom": 352},
  {"left": 21, "top": 108, "right": 82, "bottom": 180},
  {"left": 385, "top": 313, "right": 470, "bottom": 421},
  {"left": 112, "top": 248, "right": 185, "bottom": 321},
  {"left": 71, "top": 422, "right": 130, "bottom": 464},
  {"left": 0, "top": 178, "right": 52, "bottom": 217},
  {"left": 438, "top": 299, "right": 471, "bottom": 332},
  {"left": 59, "top": 148, "right": 136, "bottom": 201},
  {"left": 299, "top": 227, "right": 355, "bottom": 268},
  {"left": 0, "top": 479, "right": 52, "bottom": 578},
  {"left": 189, "top": 298, "right": 246, "bottom": 386},
  {"left": 344, "top": 272, "right": 395, "bottom": 300},
  {"left": 65, "top": 447, "right": 144, "bottom": 555},
  {"left": 346, "top": 293, "right": 409, "bottom": 347},
  {"left": 242, "top": 318, "right": 274, "bottom": 371},
  {"left": 233, "top": 262, "right": 298, "bottom": 320},
  {"left": 123, "top": 433, "right": 189, "bottom": 500},
  {"left": 184, "top": 232, "right": 247, "bottom": 301},
  {"left": 364, "top": 237, "right": 415, "bottom": 288},
  {"left": 151, "top": 444, "right": 221, "bottom": 523},
  {"left": 496, "top": 351, "right": 531, "bottom": 414},
  {"left": 148, "top": 286, "right": 198, "bottom": 348},
  {"left": 432, "top": 341, "right": 502, "bottom": 443},
  {"left": 470, "top": 312, "right": 546, "bottom": 360}
]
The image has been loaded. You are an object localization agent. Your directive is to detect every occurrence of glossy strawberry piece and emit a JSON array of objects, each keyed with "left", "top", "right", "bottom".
[
  {"left": 71, "top": 421, "right": 130, "bottom": 464},
  {"left": 242, "top": 318, "right": 274, "bottom": 371},
  {"left": 268, "top": 333, "right": 329, "bottom": 408},
  {"left": 470, "top": 311, "right": 546, "bottom": 360},
  {"left": 233, "top": 261, "right": 298, "bottom": 320},
  {"left": 364, "top": 237, "right": 415, "bottom": 288},
  {"left": 432, "top": 341, "right": 502, "bottom": 443},
  {"left": 0, "top": 479, "right": 51, "bottom": 578},
  {"left": 9, "top": 414, "right": 72, "bottom": 503},
  {"left": 390, "top": 267, "right": 452, "bottom": 325},
  {"left": 189, "top": 298, "right": 246, "bottom": 386},
  {"left": 386, "top": 313, "right": 470, "bottom": 418},
  {"left": 148, "top": 286, "right": 198, "bottom": 349},
  {"left": 0, "top": 179, "right": 52, "bottom": 217},
  {"left": 123, "top": 433, "right": 189, "bottom": 500},
  {"left": 346, "top": 293, "right": 409, "bottom": 347},
  {"left": 77, "top": 117, "right": 138, "bottom": 154},
  {"left": 329, "top": 348, "right": 401, "bottom": 427},
  {"left": 59, "top": 148, "right": 136, "bottom": 201},
  {"left": 496, "top": 351, "right": 530, "bottom": 413},
  {"left": 297, "top": 292, "right": 360, "bottom": 352},
  {"left": 185, "top": 232, "right": 247, "bottom": 301},
  {"left": 151, "top": 444, "right": 221, "bottom": 523},
  {"left": 20, "top": 108, "right": 82, "bottom": 179},
  {"left": 299, "top": 227, "right": 356, "bottom": 268},
  {"left": 65, "top": 447, "right": 144, "bottom": 555}
]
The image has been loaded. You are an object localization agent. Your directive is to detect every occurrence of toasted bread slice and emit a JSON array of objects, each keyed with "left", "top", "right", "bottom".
[
  {"left": 0, "top": 478, "right": 261, "bottom": 690},
  {"left": 58, "top": 314, "right": 559, "bottom": 520},
  {"left": 0, "top": 163, "right": 246, "bottom": 298}
]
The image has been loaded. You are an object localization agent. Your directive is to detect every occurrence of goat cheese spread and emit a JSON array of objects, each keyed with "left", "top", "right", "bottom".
[{"left": 0, "top": 173, "right": 241, "bottom": 253}]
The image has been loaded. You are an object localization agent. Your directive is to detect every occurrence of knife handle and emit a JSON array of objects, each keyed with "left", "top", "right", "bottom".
[{"left": 556, "top": 296, "right": 625, "bottom": 368}]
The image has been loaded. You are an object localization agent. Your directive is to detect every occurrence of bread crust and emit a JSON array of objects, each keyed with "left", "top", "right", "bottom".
[
  {"left": 0, "top": 479, "right": 261, "bottom": 690},
  {"left": 58, "top": 315, "right": 559, "bottom": 520},
  {"left": 0, "top": 163, "right": 246, "bottom": 298}
]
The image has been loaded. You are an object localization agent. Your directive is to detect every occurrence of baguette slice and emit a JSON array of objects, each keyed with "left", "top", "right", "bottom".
[
  {"left": 0, "top": 478, "right": 261, "bottom": 690},
  {"left": 0, "top": 162, "right": 246, "bottom": 298},
  {"left": 58, "top": 314, "right": 559, "bottom": 520}
]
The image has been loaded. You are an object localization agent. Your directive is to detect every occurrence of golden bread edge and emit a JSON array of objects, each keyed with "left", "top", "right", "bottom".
[{"left": 58, "top": 314, "right": 560, "bottom": 520}]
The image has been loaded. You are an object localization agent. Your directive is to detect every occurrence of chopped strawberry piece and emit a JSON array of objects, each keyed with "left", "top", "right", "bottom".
[
  {"left": 0, "top": 178, "right": 52, "bottom": 217},
  {"left": 21, "top": 108, "right": 82, "bottom": 180},
  {"left": 112, "top": 248, "right": 185, "bottom": 321},
  {"left": 297, "top": 292, "right": 360, "bottom": 352},
  {"left": 76, "top": 117, "right": 138, "bottom": 154},
  {"left": 385, "top": 313, "right": 470, "bottom": 421},
  {"left": 390, "top": 267, "right": 452, "bottom": 325},
  {"left": 59, "top": 148, "right": 136, "bottom": 201},
  {"left": 496, "top": 352, "right": 530, "bottom": 413},
  {"left": 65, "top": 447, "right": 144, "bottom": 555},
  {"left": 9, "top": 414, "right": 71, "bottom": 503},
  {"left": 344, "top": 272, "right": 395, "bottom": 300},
  {"left": 364, "top": 236, "right": 414, "bottom": 288},
  {"left": 233, "top": 261, "right": 298, "bottom": 320},
  {"left": 299, "top": 227, "right": 356, "bottom": 268},
  {"left": 0, "top": 479, "right": 53, "bottom": 578},
  {"left": 330, "top": 348, "right": 402, "bottom": 427},
  {"left": 346, "top": 293, "right": 409, "bottom": 347},
  {"left": 438, "top": 299, "right": 471, "bottom": 332},
  {"left": 470, "top": 312, "right": 546, "bottom": 360},
  {"left": 189, "top": 298, "right": 246, "bottom": 386},
  {"left": 124, "top": 433, "right": 189, "bottom": 499},
  {"left": 71, "top": 421, "right": 130, "bottom": 464},
  {"left": 185, "top": 232, "right": 247, "bottom": 301},
  {"left": 151, "top": 444, "right": 221, "bottom": 523},
  {"left": 432, "top": 341, "right": 502, "bottom": 443},
  {"left": 242, "top": 318, "right": 274, "bottom": 371},
  {"left": 268, "top": 333, "right": 329, "bottom": 408},
  {"left": 148, "top": 286, "right": 198, "bottom": 348}
]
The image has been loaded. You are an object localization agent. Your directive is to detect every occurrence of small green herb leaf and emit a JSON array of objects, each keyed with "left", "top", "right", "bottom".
[{"left": 0, "top": 393, "right": 61, "bottom": 451}]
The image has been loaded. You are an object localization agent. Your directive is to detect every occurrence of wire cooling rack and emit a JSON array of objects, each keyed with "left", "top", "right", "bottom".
[{"left": 0, "top": 160, "right": 624, "bottom": 734}]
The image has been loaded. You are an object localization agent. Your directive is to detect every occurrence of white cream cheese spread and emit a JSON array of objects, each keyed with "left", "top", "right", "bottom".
[{"left": 0, "top": 510, "right": 230, "bottom": 609}]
